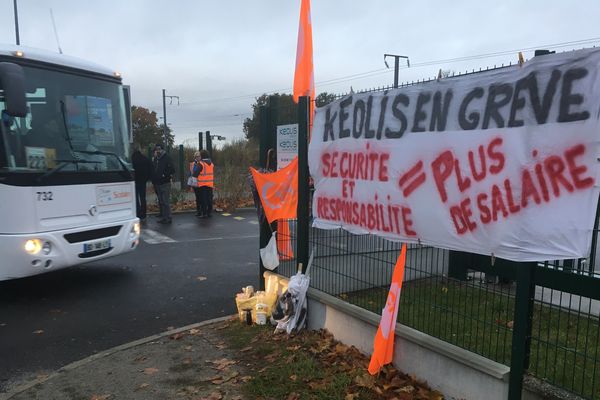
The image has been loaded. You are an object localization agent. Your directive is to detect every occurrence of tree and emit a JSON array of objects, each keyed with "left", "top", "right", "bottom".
[
  {"left": 243, "top": 92, "right": 337, "bottom": 140},
  {"left": 315, "top": 92, "right": 337, "bottom": 107},
  {"left": 131, "top": 106, "right": 174, "bottom": 150}
]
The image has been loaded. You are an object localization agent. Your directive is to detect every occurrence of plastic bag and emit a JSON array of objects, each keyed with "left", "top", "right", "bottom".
[
  {"left": 272, "top": 272, "right": 309, "bottom": 334},
  {"left": 187, "top": 176, "right": 196, "bottom": 186},
  {"left": 260, "top": 231, "right": 279, "bottom": 270}
]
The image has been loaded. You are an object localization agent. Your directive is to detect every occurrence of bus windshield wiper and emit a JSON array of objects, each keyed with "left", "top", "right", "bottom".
[
  {"left": 59, "top": 100, "right": 77, "bottom": 157},
  {"left": 74, "top": 149, "right": 133, "bottom": 179},
  {"left": 37, "top": 158, "right": 101, "bottom": 183}
]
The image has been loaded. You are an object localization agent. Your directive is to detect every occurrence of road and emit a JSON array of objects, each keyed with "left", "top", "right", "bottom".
[{"left": 0, "top": 209, "right": 259, "bottom": 392}]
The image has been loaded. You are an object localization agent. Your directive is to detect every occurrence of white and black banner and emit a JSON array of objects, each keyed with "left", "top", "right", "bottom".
[{"left": 309, "top": 48, "right": 600, "bottom": 262}]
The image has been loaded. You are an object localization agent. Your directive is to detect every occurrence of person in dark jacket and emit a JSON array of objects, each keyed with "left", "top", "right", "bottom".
[
  {"left": 131, "top": 144, "right": 153, "bottom": 221},
  {"left": 153, "top": 143, "right": 175, "bottom": 224}
]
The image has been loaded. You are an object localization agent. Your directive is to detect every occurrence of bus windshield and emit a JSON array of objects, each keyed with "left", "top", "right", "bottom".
[{"left": 0, "top": 65, "right": 129, "bottom": 173}]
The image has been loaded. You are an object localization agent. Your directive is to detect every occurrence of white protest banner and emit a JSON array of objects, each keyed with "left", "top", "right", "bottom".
[
  {"left": 309, "top": 48, "right": 600, "bottom": 262},
  {"left": 277, "top": 124, "right": 298, "bottom": 169}
]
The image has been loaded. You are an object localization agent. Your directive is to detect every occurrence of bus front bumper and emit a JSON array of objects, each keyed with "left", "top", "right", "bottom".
[{"left": 0, "top": 219, "right": 140, "bottom": 280}]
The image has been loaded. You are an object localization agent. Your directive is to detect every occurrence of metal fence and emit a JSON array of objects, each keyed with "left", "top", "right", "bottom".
[
  {"left": 257, "top": 59, "right": 600, "bottom": 399},
  {"left": 275, "top": 219, "right": 600, "bottom": 400}
]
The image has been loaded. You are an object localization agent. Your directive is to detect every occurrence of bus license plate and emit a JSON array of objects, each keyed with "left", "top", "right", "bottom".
[{"left": 83, "top": 239, "right": 111, "bottom": 253}]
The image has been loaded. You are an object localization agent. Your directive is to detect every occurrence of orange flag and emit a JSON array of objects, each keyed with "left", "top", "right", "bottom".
[
  {"left": 250, "top": 157, "right": 298, "bottom": 224},
  {"left": 293, "top": 0, "right": 315, "bottom": 118},
  {"left": 368, "top": 243, "right": 407, "bottom": 375}
]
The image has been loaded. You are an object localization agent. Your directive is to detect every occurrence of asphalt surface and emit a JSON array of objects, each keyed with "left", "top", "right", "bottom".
[{"left": 0, "top": 209, "right": 260, "bottom": 393}]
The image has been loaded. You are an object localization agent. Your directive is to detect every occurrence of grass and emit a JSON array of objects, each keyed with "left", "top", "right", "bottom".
[
  {"left": 343, "top": 277, "right": 600, "bottom": 400},
  {"left": 219, "top": 321, "right": 441, "bottom": 400}
]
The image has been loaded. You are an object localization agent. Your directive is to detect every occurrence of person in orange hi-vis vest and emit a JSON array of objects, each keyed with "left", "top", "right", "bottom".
[
  {"left": 368, "top": 243, "right": 407, "bottom": 375},
  {"left": 192, "top": 149, "right": 214, "bottom": 218}
]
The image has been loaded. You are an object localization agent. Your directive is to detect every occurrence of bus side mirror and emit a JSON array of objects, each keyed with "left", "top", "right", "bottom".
[{"left": 0, "top": 62, "right": 27, "bottom": 117}]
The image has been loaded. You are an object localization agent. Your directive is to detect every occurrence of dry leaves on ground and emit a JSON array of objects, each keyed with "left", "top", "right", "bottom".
[{"left": 220, "top": 321, "right": 445, "bottom": 399}]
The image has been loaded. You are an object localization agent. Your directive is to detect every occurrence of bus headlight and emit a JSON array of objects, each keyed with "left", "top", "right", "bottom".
[{"left": 24, "top": 239, "right": 42, "bottom": 254}]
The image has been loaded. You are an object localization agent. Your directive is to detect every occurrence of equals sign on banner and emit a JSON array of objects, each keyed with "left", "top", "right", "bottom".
[{"left": 398, "top": 160, "right": 427, "bottom": 197}]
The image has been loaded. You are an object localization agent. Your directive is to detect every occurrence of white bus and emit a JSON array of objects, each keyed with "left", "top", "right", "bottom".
[{"left": 0, "top": 44, "right": 140, "bottom": 280}]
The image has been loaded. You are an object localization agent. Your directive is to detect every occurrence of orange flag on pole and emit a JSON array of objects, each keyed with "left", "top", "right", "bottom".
[
  {"left": 250, "top": 157, "right": 298, "bottom": 224},
  {"left": 368, "top": 243, "right": 407, "bottom": 375},
  {"left": 293, "top": 0, "right": 315, "bottom": 119}
]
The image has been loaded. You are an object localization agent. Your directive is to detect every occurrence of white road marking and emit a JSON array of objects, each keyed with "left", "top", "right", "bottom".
[
  {"left": 141, "top": 229, "right": 177, "bottom": 244},
  {"left": 248, "top": 220, "right": 259, "bottom": 225},
  {"left": 233, "top": 216, "right": 245, "bottom": 221}
]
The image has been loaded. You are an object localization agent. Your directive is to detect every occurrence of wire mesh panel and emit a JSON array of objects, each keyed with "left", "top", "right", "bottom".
[{"left": 275, "top": 221, "right": 600, "bottom": 399}]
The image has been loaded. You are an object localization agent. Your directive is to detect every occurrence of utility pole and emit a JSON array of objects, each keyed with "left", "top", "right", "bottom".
[
  {"left": 161, "top": 89, "right": 179, "bottom": 148},
  {"left": 13, "top": 0, "right": 20, "bottom": 45},
  {"left": 384, "top": 54, "right": 410, "bottom": 88}
]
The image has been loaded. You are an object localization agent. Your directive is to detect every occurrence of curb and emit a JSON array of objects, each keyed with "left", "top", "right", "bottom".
[
  {"left": 146, "top": 207, "right": 255, "bottom": 216},
  {"left": 1, "top": 315, "right": 235, "bottom": 400}
]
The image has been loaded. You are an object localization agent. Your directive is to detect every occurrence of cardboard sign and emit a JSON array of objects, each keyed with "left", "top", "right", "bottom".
[{"left": 309, "top": 48, "right": 600, "bottom": 262}]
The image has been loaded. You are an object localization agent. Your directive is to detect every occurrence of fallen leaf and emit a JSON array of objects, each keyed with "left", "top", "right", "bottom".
[
  {"left": 335, "top": 343, "right": 349, "bottom": 353},
  {"left": 240, "top": 346, "right": 253, "bottom": 352},
  {"left": 184, "top": 345, "right": 193, "bottom": 351},
  {"left": 397, "top": 385, "right": 414, "bottom": 393},
  {"left": 189, "top": 328, "right": 200, "bottom": 335},
  {"left": 345, "top": 394, "right": 359, "bottom": 400},
  {"left": 90, "top": 395, "right": 111, "bottom": 400},
  {"left": 354, "top": 373, "right": 375, "bottom": 389},
  {"left": 32, "top": 330, "right": 44, "bottom": 335},
  {"left": 286, "top": 345, "right": 301, "bottom": 351},
  {"left": 286, "top": 393, "right": 300, "bottom": 400},
  {"left": 135, "top": 383, "right": 150, "bottom": 391},
  {"left": 170, "top": 332, "right": 185, "bottom": 340},
  {"left": 201, "top": 375, "right": 221, "bottom": 382},
  {"left": 308, "top": 380, "right": 329, "bottom": 390},
  {"left": 133, "top": 356, "right": 148, "bottom": 363},
  {"left": 289, "top": 374, "right": 297, "bottom": 382},
  {"left": 143, "top": 367, "right": 159, "bottom": 375},
  {"left": 209, "top": 358, "right": 237, "bottom": 370},
  {"left": 182, "top": 357, "right": 192, "bottom": 364},
  {"left": 240, "top": 375, "right": 252, "bottom": 383},
  {"left": 199, "top": 392, "right": 222, "bottom": 400}
]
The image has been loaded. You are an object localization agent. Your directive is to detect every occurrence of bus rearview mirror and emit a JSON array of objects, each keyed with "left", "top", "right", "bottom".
[{"left": 0, "top": 62, "right": 27, "bottom": 117}]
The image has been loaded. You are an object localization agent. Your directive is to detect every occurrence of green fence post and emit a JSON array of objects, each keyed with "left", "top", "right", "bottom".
[
  {"left": 296, "top": 96, "right": 310, "bottom": 273},
  {"left": 508, "top": 262, "right": 536, "bottom": 400},
  {"left": 206, "top": 131, "right": 213, "bottom": 158},
  {"left": 178, "top": 144, "right": 184, "bottom": 190},
  {"left": 257, "top": 101, "right": 277, "bottom": 290}
]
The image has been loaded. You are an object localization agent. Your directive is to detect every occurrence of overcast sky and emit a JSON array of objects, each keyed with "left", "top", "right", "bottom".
[{"left": 1, "top": 1, "right": 599, "bottom": 146}]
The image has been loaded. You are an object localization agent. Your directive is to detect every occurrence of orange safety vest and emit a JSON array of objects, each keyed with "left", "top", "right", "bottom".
[{"left": 197, "top": 161, "right": 214, "bottom": 188}]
